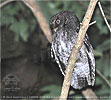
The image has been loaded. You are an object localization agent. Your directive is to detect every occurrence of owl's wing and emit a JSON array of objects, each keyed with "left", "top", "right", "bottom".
[
  {"left": 51, "top": 45, "right": 66, "bottom": 75},
  {"left": 84, "top": 34, "right": 95, "bottom": 85}
]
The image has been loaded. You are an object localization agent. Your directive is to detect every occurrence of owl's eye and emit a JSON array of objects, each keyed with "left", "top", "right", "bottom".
[{"left": 56, "top": 19, "right": 60, "bottom": 24}]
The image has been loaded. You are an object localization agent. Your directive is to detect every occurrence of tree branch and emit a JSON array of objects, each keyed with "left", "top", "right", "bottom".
[
  {"left": 89, "top": 21, "right": 96, "bottom": 26},
  {"left": 96, "top": 69, "right": 111, "bottom": 88},
  {"left": 59, "top": 0, "right": 98, "bottom": 99},
  {"left": 23, "top": 0, "right": 52, "bottom": 43},
  {"left": 98, "top": 2, "right": 111, "bottom": 32},
  {"left": 0, "top": 0, "right": 14, "bottom": 8},
  {"left": 80, "top": 21, "right": 96, "bottom": 26},
  {"left": 82, "top": 89, "right": 99, "bottom": 100}
]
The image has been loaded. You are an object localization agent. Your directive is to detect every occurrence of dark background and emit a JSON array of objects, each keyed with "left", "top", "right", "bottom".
[{"left": 1, "top": 0, "right": 110, "bottom": 100}]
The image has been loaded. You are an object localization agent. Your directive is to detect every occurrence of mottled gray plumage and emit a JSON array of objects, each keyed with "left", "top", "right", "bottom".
[{"left": 50, "top": 11, "right": 95, "bottom": 89}]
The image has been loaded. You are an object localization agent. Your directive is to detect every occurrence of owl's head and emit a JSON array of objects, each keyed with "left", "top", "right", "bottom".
[{"left": 50, "top": 11, "right": 80, "bottom": 33}]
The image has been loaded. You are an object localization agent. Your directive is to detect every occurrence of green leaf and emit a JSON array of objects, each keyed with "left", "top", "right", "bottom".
[
  {"left": 96, "top": 57, "right": 110, "bottom": 81},
  {"left": 37, "top": 1, "right": 55, "bottom": 22},
  {"left": 1, "top": 15, "right": 15, "bottom": 25},
  {"left": 94, "top": 50, "right": 103, "bottom": 57},
  {"left": 1, "top": 4, "right": 16, "bottom": 25},
  {"left": 63, "top": 1, "right": 71, "bottom": 10},
  {"left": 10, "top": 19, "right": 29, "bottom": 42},
  {"left": 96, "top": 76, "right": 103, "bottom": 85},
  {"left": 96, "top": 39, "right": 110, "bottom": 52}
]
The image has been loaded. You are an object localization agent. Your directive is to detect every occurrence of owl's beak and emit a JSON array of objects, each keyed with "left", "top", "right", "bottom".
[{"left": 54, "top": 27, "right": 58, "bottom": 32}]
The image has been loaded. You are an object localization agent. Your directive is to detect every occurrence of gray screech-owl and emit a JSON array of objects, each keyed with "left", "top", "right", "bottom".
[{"left": 50, "top": 11, "right": 95, "bottom": 89}]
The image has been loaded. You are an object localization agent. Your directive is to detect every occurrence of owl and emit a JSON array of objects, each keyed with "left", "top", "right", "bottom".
[{"left": 50, "top": 11, "right": 95, "bottom": 89}]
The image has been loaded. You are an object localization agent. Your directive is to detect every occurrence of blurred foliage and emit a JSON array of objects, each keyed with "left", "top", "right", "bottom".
[
  {"left": 40, "top": 85, "right": 61, "bottom": 100},
  {"left": 1, "top": 1, "right": 36, "bottom": 42},
  {"left": 1, "top": 0, "right": 110, "bottom": 100},
  {"left": 1, "top": 1, "right": 37, "bottom": 58}
]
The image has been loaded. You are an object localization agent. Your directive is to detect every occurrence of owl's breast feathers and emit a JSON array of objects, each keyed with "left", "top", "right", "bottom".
[{"left": 51, "top": 29, "right": 95, "bottom": 89}]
